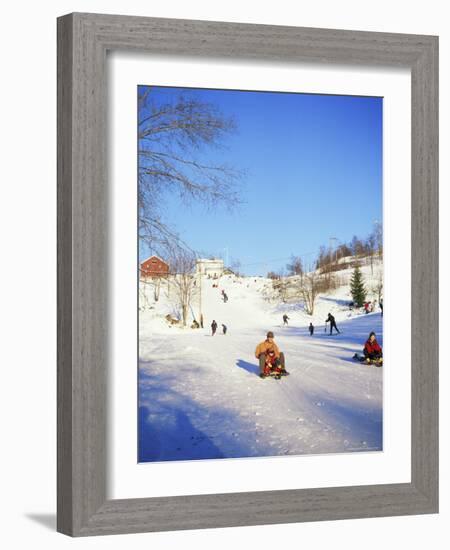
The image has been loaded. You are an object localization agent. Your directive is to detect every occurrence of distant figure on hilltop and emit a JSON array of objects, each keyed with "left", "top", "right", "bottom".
[
  {"left": 325, "top": 313, "right": 340, "bottom": 335},
  {"left": 211, "top": 320, "right": 218, "bottom": 336},
  {"left": 309, "top": 322, "right": 314, "bottom": 336},
  {"left": 283, "top": 314, "right": 289, "bottom": 325}
]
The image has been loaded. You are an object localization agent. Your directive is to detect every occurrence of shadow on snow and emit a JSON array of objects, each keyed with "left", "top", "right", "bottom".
[
  {"left": 139, "top": 367, "right": 258, "bottom": 462},
  {"left": 235, "top": 359, "right": 259, "bottom": 377}
]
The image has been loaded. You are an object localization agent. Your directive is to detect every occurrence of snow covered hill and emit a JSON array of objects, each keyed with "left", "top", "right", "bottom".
[{"left": 139, "top": 259, "right": 383, "bottom": 462}]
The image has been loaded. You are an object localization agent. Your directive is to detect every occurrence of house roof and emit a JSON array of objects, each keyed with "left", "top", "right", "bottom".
[{"left": 140, "top": 255, "right": 169, "bottom": 267}]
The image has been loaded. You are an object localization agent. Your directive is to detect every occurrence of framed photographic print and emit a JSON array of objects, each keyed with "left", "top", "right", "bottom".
[{"left": 57, "top": 13, "right": 438, "bottom": 536}]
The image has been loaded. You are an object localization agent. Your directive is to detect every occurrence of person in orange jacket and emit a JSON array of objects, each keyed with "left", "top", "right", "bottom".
[{"left": 255, "top": 331, "right": 288, "bottom": 378}]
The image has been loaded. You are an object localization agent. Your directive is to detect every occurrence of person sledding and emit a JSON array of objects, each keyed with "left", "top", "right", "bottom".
[
  {"left": 325, "top": 313, "right": 340, "bottom": 334},
  {"left": 353, "top": 331, "right": 383, "bottom": 366},
  {"left": 363, "top": 332, "right": 382, "bottom": 364},
  {"left": 255, "top": 331, "right": 288, "bottom": 379}
]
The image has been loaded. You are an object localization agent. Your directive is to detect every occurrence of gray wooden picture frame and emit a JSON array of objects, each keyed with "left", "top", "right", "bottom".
[{"left": 57, "top": 12, "right": 439, "bottom": 537}]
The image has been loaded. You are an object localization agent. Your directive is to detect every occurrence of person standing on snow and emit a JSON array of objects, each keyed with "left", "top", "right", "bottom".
[
  {"left": 222, "top": 323, "right": 227, "bottom": 335},
  {"left": 309, "top": 322, "right": 314, "bottom": 335},
  {"left": 255, "top": 331, "right": 288, "bottom": 378},
  {"left": 211, "top": 320, "right": 218, "bottom": 336},
  {"left": 282, "top": 314, "right": 289, "bottom": 325},
  {"left": 325, "top": 313, "right": 340, "bottom": 334}
]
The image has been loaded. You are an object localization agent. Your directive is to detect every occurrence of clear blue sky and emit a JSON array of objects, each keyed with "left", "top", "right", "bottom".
[{"left": 139, "top": 86, "right": 382, "bottom": 275}]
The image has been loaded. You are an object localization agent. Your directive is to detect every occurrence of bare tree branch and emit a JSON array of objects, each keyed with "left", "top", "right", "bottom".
[{"left": 138, "top": 86, "right": 243, "bottom": 257}]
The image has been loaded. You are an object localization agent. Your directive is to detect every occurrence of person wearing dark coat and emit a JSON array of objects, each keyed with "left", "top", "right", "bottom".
[
  {"left": 222, "top": 324, "right": 227, "bottom": 335},
  {"left": 309, "top": 322, "right": 314, "bottom": 336},
  {"left": 325, "top": 313, "right": 340, "bottom": 334},
  {"left": 282, "top": 314, "right": 289, "bottom": 325},
  {"left": 363, "top": 331, "right": 382, "bottom": 360},
  {"left": 211, "top": 320, "right": 218, "bottom": 336}
]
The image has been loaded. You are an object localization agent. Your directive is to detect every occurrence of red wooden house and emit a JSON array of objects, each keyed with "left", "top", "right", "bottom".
[{"left": 140, "top": 255, "right": 170, "bottom": 279}]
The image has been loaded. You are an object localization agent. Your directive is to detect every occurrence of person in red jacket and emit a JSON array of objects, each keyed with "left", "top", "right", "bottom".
[{"left": 363, "top": 331, "right": 382, "bottom": 361}]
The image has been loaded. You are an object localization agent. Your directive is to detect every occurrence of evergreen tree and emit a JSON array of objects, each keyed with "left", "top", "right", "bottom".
[{"left": 350, "top": 266, "right": 366, "bottom": 307}]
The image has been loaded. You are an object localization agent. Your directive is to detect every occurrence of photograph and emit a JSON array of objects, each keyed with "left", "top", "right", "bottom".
[{"left": 138, "top": 85, "right": 384, "bottom": 463}]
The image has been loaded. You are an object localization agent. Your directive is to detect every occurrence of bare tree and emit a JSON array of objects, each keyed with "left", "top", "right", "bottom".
[
  {"left": 337, "top": 243, "right": 352, "bottom": 259},
  {"left": 366, "top": 233, "right": 376, "bottom": 275},
  {"left": 153, "top": 277, "right": 162, "bottom": 302},
  {"left": 316, "top": 245, "right": 331, "bottom": 271},
  {"left": 138, "top": 280, "right": 152, "bottom": 311},
  {"left": 272, "top": 271, "right": 290, "bottom": 303},
  {"left": 167, "top": 247, "right": 198, "bottom": 327},
  {"left": 230, "top": 258, "right": 242, "bottom": 277},
  {"left": 138, "top": 87, "right": 242, "bottom": 256},
  {"left": 296, "top": 271, "right": 322, "bottom": 316},
  {"left": 350, "top": 235, "right": 366, "bottom": 258},
  {"left": 286, "top": 255, "right": 303, "bottom": 276},
  {"left": 322, "top": 271, "right": 338, "bottom": 293},
  {"left": 373, "top": 220, "right": 383, "bottom": 259},
  {"left": 372, "top": 272, "right": 383, "bottom": 303}
]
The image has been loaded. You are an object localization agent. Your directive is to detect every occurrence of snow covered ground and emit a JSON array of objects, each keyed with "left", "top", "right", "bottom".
[{"left": 139, "top": 261, "right": 383, "bottom": 462}]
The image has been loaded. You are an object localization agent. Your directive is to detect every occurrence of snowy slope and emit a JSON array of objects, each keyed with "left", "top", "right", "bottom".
[{"left": 139, "top": 263, "right": 383, "bottom": 462}]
